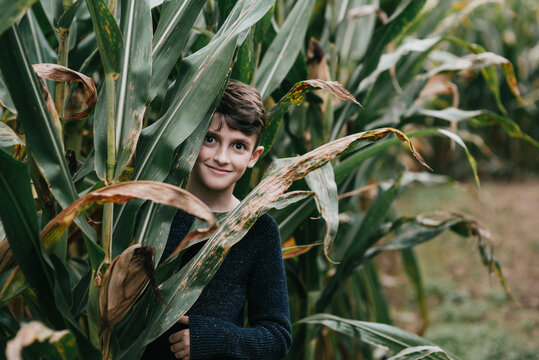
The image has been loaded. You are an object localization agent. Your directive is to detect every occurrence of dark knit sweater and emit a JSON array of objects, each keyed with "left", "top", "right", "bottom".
[{"left": 142, "top": 210, "right": 292, "bottom": 360}]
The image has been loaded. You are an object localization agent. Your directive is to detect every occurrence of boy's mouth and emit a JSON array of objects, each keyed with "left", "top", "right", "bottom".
[{"left": 206, "top": 164, "right": 232, "bottom": 174}]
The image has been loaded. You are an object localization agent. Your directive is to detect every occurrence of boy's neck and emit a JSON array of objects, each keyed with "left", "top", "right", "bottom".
[{"left": 186, "top": 180, "right": 240, "bottom": 213}]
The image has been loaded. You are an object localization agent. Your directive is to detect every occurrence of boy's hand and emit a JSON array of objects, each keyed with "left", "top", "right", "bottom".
[{"left": 169, "top": 316, "right": 190, "bottom": 359}]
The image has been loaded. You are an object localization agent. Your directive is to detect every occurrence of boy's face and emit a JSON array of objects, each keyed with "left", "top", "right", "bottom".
[{"left": 190, "top": 114, "right": 264, "bottom": 195}]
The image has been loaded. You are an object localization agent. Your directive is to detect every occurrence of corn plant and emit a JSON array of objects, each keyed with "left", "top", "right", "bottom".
[{"left": 0, "top": 0, "right": 536, "bottom": 359}]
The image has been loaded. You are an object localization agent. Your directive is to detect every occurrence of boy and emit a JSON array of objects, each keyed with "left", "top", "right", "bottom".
[{"left": 142, "top": 80, "right": 292, "bottom": 359}]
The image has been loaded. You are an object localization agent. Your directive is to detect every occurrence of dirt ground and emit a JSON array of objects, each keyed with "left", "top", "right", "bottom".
[{"left": 378, "top": 180, "right": 539, "bottom": 358}]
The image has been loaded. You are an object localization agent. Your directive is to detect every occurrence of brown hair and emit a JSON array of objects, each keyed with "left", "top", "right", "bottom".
[{"left": 216, "top": 79, "right": 266, "bottom": 146}]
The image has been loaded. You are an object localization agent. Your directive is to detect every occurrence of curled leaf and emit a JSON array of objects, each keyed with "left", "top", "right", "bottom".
[{"left": 32, "top": 63, "right": 97, "bottom": 120}]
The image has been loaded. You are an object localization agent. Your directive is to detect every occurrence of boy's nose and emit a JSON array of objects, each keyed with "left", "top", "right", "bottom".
[{"left": 213, "top": 146, "right": 229, "bottom": 165}]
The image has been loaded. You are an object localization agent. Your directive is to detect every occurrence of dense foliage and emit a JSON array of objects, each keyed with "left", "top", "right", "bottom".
[{"left": 0, "top": 0, "right": 536, "bottom": 359}]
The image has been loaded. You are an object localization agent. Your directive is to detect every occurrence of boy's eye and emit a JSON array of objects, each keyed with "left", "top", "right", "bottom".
[
  {"left": 234, "top": 143, "right": 246, "bottom": 150},
  {"left": 205, "top": 135, "right": 215, "bottom": 143}
]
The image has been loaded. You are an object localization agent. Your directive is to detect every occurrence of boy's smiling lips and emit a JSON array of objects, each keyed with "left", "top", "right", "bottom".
[{"left": 205, "top": 164, "right": 232, "bottom": 174}]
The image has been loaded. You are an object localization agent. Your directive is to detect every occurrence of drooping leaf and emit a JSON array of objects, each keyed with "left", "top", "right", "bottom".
[
  {"left": 470, "top": 111, "right": 539, "bottom": 149},
  {"left": 0, "top": 0, "right": 39, "bottom": 36},
  {"left": 304, "top": 162, "right": 339, "bottom": 262},
  {"left": 334, "top": 128, "right": 480, "bottom": 186},
  {"left": 33, "top": 63, "right": 97, "bottom": 120},
  {"left": 5, "top": 321, "right": 78, "bottom": 360},
  {"left": 261, "top": 79, "right": 363, "bottom": 157},
  {"left": 85, "top": 0, "right": 124, "bottom": 76},
  {"left": 426, "top": 51, "right": 518, "bottom": 78},
  {"left": 255, "top": 0, "right": 315, "bottom": 100},
  {"left": 436, "top": 128, "right": 479, "bottom": 187},
  {"left": 298, "top": 313, "right": 456, "bottom": 360},
  {"left": 316, "top": 175, "right": 403, "bottom": 313},
  {"left": 362, "top": 211, "right": 511, "bottom": 296},
  {"left": 41, "top": 181, "right": 217, "bottom": 250}
]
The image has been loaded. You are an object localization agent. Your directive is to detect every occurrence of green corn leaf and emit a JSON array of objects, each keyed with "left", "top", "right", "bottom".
[
  {"left": 255, "top": 0, "right": 315, "bottom": 100},
  {"left": 94, "top": 0, "right": 152, "bottom": 180},
  {"left": 360, "top": 261, "right": 392, "bottom": 324},
  {"left": 298, "top": 313, "right": 456, "bottom": 360},
  {"left": 0, "top": 150, "right": 63, "bottom": 326},
  {"left": 335, "top": 128, "right": 479, "bottom": 187},
  {"left": 0, "top": 0, "right": 39, "bottom": 36},
  {"left": 85, "top": 0, "right": 124, "bottom": 76},
  {"left": 231, "top": 29, "right": 255, "bottom": 84},
  {"left": 17, "top": 9, "right": 57, "bottom": 64},
  {"left": 57, "top": 0, "right": 83, "bottom": 29},
  {"left": 149, "top": 0, "right": 206, "bottom": 100},
  {"left": 0, "top": 25, "right": 97, "bottom": 242},
  {"left": 401, "top": 248, "right": 429, "bottom": 335},
  {"left": 305, "top": 163, "right": 339, "bottom": 263}
]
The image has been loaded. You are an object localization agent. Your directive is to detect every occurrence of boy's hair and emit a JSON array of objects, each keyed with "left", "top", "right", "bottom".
[{"left": 216, "top": 79, "right": 266, "bottom": 146}]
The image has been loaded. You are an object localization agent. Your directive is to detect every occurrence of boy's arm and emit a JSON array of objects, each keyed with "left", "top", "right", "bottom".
[{"left": 188, "top": 214, "right": 292, "bottom": 359}]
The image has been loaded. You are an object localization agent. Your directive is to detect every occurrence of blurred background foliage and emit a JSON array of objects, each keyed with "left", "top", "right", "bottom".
[{"left": 0, "top": 0, "right": 537, "bottom": 359}]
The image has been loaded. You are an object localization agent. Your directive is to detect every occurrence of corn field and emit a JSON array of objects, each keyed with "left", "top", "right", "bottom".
[{"left": 0, "top": 0, "right": 536, "bottom": 359}]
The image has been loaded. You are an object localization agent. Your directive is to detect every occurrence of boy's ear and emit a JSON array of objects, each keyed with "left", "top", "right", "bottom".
[{"left": 248, "top": 146, "right": 264, "bottom": 168}]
